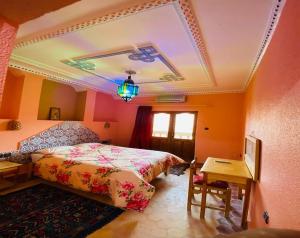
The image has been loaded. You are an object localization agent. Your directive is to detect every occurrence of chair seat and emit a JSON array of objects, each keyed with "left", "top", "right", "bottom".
[{"left": 193, "top": 173, "right": 229, "bottom": 189}]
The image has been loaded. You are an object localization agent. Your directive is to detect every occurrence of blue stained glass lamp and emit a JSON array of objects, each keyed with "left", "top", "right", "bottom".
[{"left": 117, "top": 73, "right": 139, "bottom": 102}]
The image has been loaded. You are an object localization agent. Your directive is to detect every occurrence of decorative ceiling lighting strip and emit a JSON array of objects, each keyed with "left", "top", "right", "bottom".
[{"left": 244, "top": 0, "right": 286, "bottom": 89}]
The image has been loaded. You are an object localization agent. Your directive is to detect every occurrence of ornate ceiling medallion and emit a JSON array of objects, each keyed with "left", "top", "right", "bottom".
[{"left": 61, "top": 45, "right": 184, "bottom": 85}]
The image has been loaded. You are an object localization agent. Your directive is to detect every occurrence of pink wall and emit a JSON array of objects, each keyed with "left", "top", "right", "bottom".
[
  {"left": 0, "top": 17, "right": 17, "bottom": 109},
  {"left": 93, "top": 92, "right": 117, "bottom": 122},
  {"left": 114, "top": 93, "right": 244, "bottom": 162},
  {"left": 244, "top": 0, "right": 300, "bottom": 229},
  {"left": 0, "top": 69, "right": 117, "bottom": 152}
]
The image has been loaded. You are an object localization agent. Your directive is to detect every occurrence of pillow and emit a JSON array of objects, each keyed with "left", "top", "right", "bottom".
[
  {"left": 35, "top": 145, "right": 75, "bottom": 154},
  {"left": 31, "top": 153, "right": 45, "bottom": 163},
  {"left": 74, "top": 143, "right": 103, "bottom": 150}
]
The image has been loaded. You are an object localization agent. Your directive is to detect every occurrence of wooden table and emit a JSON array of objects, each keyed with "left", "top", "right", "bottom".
[
  {"left": 0, "top": 161, "right": 22, "bottom": 190},
  {"left": 200, "top": 157, "right": 253, "bottom": 229}
]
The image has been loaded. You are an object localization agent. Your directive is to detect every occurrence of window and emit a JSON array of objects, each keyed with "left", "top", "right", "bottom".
[
  {"left": 174, "top": 113, "right": 195, "bottom": 140},
  {"left": 152, "top": 113, "right": 170, "bottom": 138}
]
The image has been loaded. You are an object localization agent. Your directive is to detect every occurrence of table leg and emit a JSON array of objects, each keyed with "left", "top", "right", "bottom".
[
  {"left": 14, "top": 166, "right": 20, "bottom": 184},
  {"left": 200, "top": 173, "right": 207, "bottom": 219},
  {"left": 27, "top": 163, "right": 33, "bottom": 180},
  {"left": 241, "top": 179, "right": 252, "bottom": 228}
]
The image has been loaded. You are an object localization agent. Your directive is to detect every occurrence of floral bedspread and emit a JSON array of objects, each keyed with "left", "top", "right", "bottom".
[{"left": 33, "top": 143, "right": 184, "bottom": 211}]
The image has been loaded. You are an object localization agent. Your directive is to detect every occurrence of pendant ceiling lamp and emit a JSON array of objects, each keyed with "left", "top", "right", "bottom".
[{"left": 117, "top": 70, "right": 139, "bottom": 102}]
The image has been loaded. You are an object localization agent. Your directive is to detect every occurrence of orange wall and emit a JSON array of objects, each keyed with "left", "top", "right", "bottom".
[
  {"left": 114, "top": 93, "right": 244, "bottom": 162},
  {"left": 0, "top": 17, "right": 17, "bottom": 108},
  {"left": 0, "top": 69, "right": 117, "bottom": 152},
  {"left": 244, "top": 0, "right": 300, "bottom": 229},
  {"left": 0, "top": 69, "right": 24, "bottom": 119},
  {"left": 38, "top": 79, "right": 86, "bottom": 121}
]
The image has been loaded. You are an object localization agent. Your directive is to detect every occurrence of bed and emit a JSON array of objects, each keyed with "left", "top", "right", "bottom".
[{"left": 19, "top": 122, "right": 184, "bottom": 211}]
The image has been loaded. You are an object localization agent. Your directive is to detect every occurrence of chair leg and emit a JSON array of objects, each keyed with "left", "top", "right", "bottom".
[
  {"left": 187, "top": 169, "right": 194, "bottom": 211},
  {"left": 225, "top": 188, "right": 231, "bottom": 218},
  {"left": 187, "top": 187, "right": 192, "bottom": 211}
]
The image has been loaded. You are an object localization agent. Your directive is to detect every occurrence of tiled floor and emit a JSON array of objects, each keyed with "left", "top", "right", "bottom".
[{"left": 88, "top": 171, "right": 230, "bottom": 238}]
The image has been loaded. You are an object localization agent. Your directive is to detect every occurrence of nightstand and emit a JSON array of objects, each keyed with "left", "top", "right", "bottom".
[
  {"left": 0, "top": 161, "right": 22, "bottom": 190},
  {"left": 0, "top": 161, "right": 33, "bottom": 190}
]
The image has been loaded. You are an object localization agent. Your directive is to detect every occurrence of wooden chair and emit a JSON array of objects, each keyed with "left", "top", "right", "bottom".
[{"left": 187, "top": 160, "right": 232, "bottom": 218}]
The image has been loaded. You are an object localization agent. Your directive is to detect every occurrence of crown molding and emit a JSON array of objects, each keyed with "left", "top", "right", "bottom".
[
  {"left": 11, "top": 0, "right": 283, "bottom": 95},
  {"left": 13, "top": 0, "right": 216, "bottom": 89},
  {"left": 243, "top": 0, "right": 286, "bottom": 90},
  {"left": 174, "top": 0, "right": 216, "bottom": 86},
  {"left": 8, "top": 58, "right": 116, "bottom": 95},
  {"left": 15, "top": 0, "right": 175, "bottom": 48}
]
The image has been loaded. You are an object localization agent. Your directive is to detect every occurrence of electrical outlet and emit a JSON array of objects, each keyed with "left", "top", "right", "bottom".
[{"left": 263, "top": 211, "right": 269, "bottom": 224}]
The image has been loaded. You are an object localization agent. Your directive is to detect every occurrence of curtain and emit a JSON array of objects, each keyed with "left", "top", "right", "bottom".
[{"left": 129, "top": 106, "right": 153, "bottom": 149}]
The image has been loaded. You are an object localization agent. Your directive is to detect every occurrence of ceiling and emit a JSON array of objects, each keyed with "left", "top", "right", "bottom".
[{"left": 9, "top": 0, "right": 286, "bottom": 96}]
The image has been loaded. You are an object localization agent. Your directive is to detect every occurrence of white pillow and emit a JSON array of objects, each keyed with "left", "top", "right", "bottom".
[
  {"left": 36, "top": 145, "right": 75, "bottom": 154},
  {"left": 31, "top": 153, "right": 45, "bottom": 163}
]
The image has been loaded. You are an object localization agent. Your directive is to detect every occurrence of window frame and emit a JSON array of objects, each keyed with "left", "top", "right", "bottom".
[
  {"left": 151, "top": 111, "right": 198, "bottom": 141},
  {"left": 151, "top": 112, "right": 171, "bottom": 139}
]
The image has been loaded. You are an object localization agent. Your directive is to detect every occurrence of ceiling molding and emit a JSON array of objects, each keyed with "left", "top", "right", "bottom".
[
  {"left": 11, "top": 0, "right": 281, "bottom": 96},
  {"left": 175, "top": 0, "right": 216, "bottom": 86},
  {"left": 8, "top": 58, "right": 116, "bottom": 94},
  {"left": 14, "top": 0, "right": 175, "bottom": 48},
  {"left": 243, "top": 0, "right": 286, "bottom": 90},
  {"left": 61, "top": 44, "right": 185, "bottom": 85},
  {"left": 13, "top": 0, "right": 216, "bottom": 93}
]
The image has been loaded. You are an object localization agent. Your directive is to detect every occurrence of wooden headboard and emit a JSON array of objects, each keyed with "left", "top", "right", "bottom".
[
  {"left": 19, "top": 121, "right": 100, "bottom": 153},
  {"left": 244, "top": 135, "right": 261, "bottom": 181}
]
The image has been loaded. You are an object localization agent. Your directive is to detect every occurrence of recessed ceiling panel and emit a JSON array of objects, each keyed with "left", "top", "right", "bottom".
[
  {"left": 191, "top": 0, "right": 284, "bottom": 90},
  {"left": 11, "top": 3, "right": 212, "bottom": 95},
  {"left": 10, "top": 0, "right": 285, "bottom": 95}
]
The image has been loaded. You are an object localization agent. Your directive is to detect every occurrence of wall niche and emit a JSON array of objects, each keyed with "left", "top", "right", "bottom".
[
  {"left": 38, "top": 79, "right": 86, "bottom": 121},
  {"left": 0, "top": 68, "right": 24, "bottom": 119}
]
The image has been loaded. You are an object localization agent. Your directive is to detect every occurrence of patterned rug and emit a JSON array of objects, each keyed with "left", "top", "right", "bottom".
[
  {"left": 215, "top": 185, "right": 244, "bottom": 235},
  {"left": 0, "top": 184, "right": 123, "bottom": 238},
  {"left": 169, "top": 163, "right": 190, "bottom": 176}
]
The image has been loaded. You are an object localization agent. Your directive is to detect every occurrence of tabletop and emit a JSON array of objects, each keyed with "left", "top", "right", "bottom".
[
  {"left": 200, "top": 157, "right": 252, "bottom": 179},
  {"left": 0, "top": 161, "right": 22, "bottom": 171}
]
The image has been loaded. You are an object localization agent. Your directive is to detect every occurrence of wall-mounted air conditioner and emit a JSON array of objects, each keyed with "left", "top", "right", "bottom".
[{"left": 156, "top": 95, "right": 186, "bottom": 103}]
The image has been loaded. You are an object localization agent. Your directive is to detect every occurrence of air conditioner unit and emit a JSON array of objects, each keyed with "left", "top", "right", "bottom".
[{"left": 156, "top": 95, "right": 186, "bottom": 103}]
